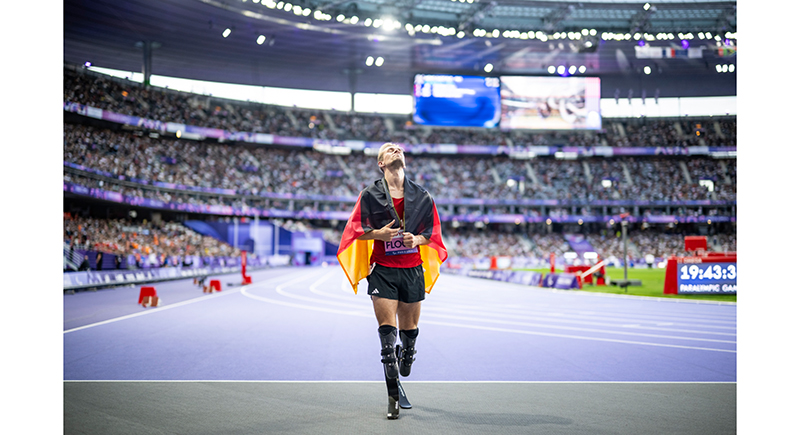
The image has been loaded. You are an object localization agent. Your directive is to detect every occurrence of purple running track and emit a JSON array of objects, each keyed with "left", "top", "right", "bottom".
[{"left": 64, "top": 266, "right": 736, "bottom": 382}]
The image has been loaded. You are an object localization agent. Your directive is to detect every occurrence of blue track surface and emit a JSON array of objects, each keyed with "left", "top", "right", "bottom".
[{"left": 64, "top": 266, "right": 736, "bottom": 382}]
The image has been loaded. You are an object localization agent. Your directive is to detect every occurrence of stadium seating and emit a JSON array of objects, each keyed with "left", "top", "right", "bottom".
[{"left": 62, "top": 65, "right": 736, "bottom": 266}]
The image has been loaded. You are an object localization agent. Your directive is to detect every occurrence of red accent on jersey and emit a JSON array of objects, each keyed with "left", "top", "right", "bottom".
[{"left": 371, "top": 197, "right": 423, "bottom": 268}]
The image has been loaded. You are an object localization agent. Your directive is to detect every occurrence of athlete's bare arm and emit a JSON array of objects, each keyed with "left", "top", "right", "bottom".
[
  {"left": 357, "top": 219, "right": 400, "bottom": 242},
  {"left": 402, "top": 232, "right": 430, "bottom": 249}
]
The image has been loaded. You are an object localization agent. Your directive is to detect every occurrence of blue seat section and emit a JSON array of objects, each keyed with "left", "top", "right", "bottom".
[{"left": 183, "top": 220, "right": 225, "bottom": 242}]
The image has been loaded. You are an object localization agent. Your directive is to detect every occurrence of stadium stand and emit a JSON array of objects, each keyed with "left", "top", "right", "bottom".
[{"left": 63, "top": 64, "right": 736, "bottom": 272}]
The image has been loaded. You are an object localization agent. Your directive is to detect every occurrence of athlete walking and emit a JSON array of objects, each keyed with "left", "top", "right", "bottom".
[{"left": 337, "top": 143, "right": 448, "bottom": 419}]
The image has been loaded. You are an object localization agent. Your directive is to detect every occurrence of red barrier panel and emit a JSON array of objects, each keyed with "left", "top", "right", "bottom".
[
  {"left": 664, "top": 257, "right": 679, "bottom": 294},
  {"left": 209, "top": 280, "right": 221, "bottom": 291},
  {"left": 684, "top": 236, "right": 707, "bottom": 253},
  {"left": 138, "top": 286, "right": 156, "bottom": 304},
  {"left": 565, "top": 265, "right": 593, "bottom": 284}
]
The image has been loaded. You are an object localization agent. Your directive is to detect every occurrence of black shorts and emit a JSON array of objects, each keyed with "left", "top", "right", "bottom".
[{"left": 367, "top": 263, "right": 426, "bottom": 303}]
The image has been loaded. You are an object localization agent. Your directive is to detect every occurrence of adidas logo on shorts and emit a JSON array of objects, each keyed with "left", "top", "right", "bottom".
[{"left": 371, "top": 289, "right": 379, "bottom": 295}]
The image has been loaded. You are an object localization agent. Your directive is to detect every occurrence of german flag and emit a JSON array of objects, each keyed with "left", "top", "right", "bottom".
[{"left": 337, "top": 178, "right": 447, "bottom": 294}]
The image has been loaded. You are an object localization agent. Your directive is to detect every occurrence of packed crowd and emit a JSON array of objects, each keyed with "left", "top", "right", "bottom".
[
  {"left": 64, "top": 122, "right": 737, "bottom": 210},
  {"left": 64, "top": 214, "right": 241, "bottom": 268},
  {"left": 442, "top": 229, "right": 735, "bottom": 265},
  {"left": 444, "top": 230, "right": 570, "bottom": 260},
  {"left": 64, "top": 66, "right": 736, "bottom": 148}
]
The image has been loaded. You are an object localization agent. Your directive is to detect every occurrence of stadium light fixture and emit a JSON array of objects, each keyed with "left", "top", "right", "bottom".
[
  {"left": 644, "top": 3, "right": 651, "bottom": 11},
  {"left": 579, "top": 65, "right": 586, "bottom": 74},
  {"left": 350, "top": 16, "right": 358, "bottom": 24},
  {"left": 729, "top": 64, "right": 735, "bottom": 72},
  {"left": 548, "top": 65, "right": 556, "bottom": 74},
  {"left": 222, "top": 28, "right": 232, "bottom": 38},
  {"left": 557, "top": 65, "right": 566, "bottom": 75},
  {"left": 366, "top": 56, "right": 374, "bottom": 66},
  {"left": 568, "top": 65, "right": 576, "bottom": 74},
  {"left": 644, "top": 66, "right": 651, "bottom": 74},
  {"left": 375, "top": 56, "right": 384, "bottom": 67},
  {"left": 484, "top": 63, "right": 494, "bottom": 73},
  {"left": 257, "top": 35, "right": 266, "bottom": 45},
  {"left": 84, "top": 61, "right": 92, "bottom": 67}
]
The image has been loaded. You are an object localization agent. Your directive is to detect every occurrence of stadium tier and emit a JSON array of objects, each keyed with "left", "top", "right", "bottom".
[{"left": 63, "top": 64, "right": 736, "bottom": 273}]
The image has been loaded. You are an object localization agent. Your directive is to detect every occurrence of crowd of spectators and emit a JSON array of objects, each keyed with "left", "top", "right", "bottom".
[
  {"left": 64, "top": 66, "right": 735, "bottom": 149},
  {"left": 64, "top": 122, "right": 737, "bottom": 210},
  {"left": 64, "top": 214, "right": 241, "bottom": 269},
  {"left": 441, "top": 229, "right": 734, "bottom": 265},
  {"left": 63, "top": 66, "right": 737, "bottom": 266}
]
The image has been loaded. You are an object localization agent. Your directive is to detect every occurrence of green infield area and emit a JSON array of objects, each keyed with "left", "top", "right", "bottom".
[{"left": 526, "top": 267, "right": 737, "bottom": 303}]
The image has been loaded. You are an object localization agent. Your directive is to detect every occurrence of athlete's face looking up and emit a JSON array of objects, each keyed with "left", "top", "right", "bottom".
[{"left": 380, "top": 146, "right": 406, "bottom": 171}]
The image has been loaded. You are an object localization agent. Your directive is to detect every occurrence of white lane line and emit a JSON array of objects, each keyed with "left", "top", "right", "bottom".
[
  {"left": 418, "top": 318, "right": 736, "bottom": 353},
  {"left": 64, "top": 271, "right": 294, "bottom": 334},
  {"left": 64, "top": 380, "right": 736, "bottom": 384},
  {"left": 274, "top": 270, "right": 366, "bottom": 309},
  {"left": 439, "top": 273, "right": 738, "bottom": 306},
  {"left": 422, "top": 304, "right": 737, "bottom": 336},
  {"left": 240, "top": 288, "right": 373, "bottom": 318},
  {"left": 64, "top": 288, "right": 242, "bottom": 334},
  {"left": 305, "top": 272, "right": 735, "bottom": 336},
  {"left": 300, "top": 273, "right": 734, "bottom": 342},
  {"left": 426, "top": 301, "right": 738, "bottom": 327},
  {"left": 240, "top": 270, "right": 371, "bottom": 317},
  {"left": 310, "top": 272, "right": 737, "bottom": 326},
  {"left": 309, "top": 269, "right": 368, "bottom": 302},
  {"left": 419, "top": 311, "right": 736, "bottom": 344},
  {"left": 240, "top": 270, "right": 735, "bottom": 353}
]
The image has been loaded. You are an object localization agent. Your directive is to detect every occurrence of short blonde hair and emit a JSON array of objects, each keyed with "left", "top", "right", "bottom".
[
  {"left": 377, "top": 143, "right": 396, "bottom": 164},
  {"left": 376, "top": 142, "right": 400, "bottom": 172}
]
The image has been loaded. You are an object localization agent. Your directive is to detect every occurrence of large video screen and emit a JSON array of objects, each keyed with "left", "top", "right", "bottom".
[
  {"left": 500, "top": 76, "right": 602, "bottom": 130},
  {"left": 413, "top": 74, "right": 501, "bottom": 128}
]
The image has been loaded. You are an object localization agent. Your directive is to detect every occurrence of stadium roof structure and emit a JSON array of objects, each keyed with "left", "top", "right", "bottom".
[{"left": 64, "top": 0, "right": 737, "bottom": 95}]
